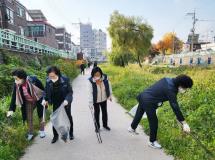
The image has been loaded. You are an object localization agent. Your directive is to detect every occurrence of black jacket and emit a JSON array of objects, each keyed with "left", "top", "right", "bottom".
[
  {"left": 9, "top": 76, "right": 44, "bottom": 122},
  {"left": 43, "top": 75, "right": 73, "bottom": 105},
  {"left": 88, "top": 74, "right": 110, "bottom": 104},
  {"left": 137, "top": 78, "right": 185, "bottom": 122}
]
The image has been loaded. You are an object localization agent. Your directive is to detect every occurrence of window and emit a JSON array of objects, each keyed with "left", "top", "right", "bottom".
[
  {"left": 17, "top": 6, "right": 25, "bottom": 17},
  {"left": 48, "top": 28, "right": 52, "bottom": 33},
  {"left": 6, "top": 8, "right": 14, "bottom": 24},
  {"left": 19, "top": 26, "right": 24, "bottom": 36},
  {"left": 26, "top": 25, "right": 45, "bottom": 37}
]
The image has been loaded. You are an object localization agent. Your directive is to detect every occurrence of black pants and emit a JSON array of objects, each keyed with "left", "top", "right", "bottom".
[
  {"left": 81, "top": 69, "right": 85, "bottom": 75},
  {"left": 131, "top": 103, "right": 158, "bottom": 142},
  {"left": 93, "top": 101, "right": 108, "bottom": 129},
  {"left": 53, "top": 105, "right": 73, "bottom": 137}
]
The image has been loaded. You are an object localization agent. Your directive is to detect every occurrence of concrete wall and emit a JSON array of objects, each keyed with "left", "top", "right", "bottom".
[{"left": 165, "top": 54, "right": 215, "bottom": 66}]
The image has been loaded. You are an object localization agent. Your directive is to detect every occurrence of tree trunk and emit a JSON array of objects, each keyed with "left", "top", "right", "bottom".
[
  {"left": 120, "top": 56, "right": 125, "bottom": 67},
  {"left": 137, "top": 55, "right": 142, "bottom": 68}
]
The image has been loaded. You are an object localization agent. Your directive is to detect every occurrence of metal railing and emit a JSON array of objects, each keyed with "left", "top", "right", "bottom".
[{"left": 0, "top": 28, "right": 76, "bottom": 59}]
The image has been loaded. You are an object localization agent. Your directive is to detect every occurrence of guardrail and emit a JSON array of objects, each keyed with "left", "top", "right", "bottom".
[{"left": 0, "top": 28, "right": 76, "bottom": 59}]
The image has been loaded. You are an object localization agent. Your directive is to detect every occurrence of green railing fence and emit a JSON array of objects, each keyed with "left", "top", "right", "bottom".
[{"left": 0, "top": 28, "right": 76, "bottom": 59}]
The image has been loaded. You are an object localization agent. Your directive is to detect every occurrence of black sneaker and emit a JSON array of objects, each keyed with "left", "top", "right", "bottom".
[
  {"left": 61, "top": 134, "right": 68, "bottom": 143},
  {"left": 104, "top": 126, "right": 111, "bottom": 131},
  {"left": 95, "top": 128, "right": 100, "bottom": 133},
  {"left": 70, "top": 135, "right": 74, "bottom": 140},
  {"left": 51, "top": 136, "right": 59, "bottom": 144}
]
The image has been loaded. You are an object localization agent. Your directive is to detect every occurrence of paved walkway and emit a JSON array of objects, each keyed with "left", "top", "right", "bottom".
[{"left": 21, "top": 69, "right": 173, "bottom": 160}]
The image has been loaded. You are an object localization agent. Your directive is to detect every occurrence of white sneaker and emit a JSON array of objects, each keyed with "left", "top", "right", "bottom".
[
  {"left": 128, "top": 126, "right": 139, "bottom": 135},
  {"left": 39, "top": 131, "right": 46, "bottom": 138},
  {"left": 27, "top": 134, "right": 34, "bottom": 141},
  {"left": 148, "top": 141, "right": 162, "bottom": 149}
]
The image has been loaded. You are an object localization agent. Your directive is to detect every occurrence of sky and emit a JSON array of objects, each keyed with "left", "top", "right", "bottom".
[{"left": 19, "top": 0, "right": 215, "bottom": 49}]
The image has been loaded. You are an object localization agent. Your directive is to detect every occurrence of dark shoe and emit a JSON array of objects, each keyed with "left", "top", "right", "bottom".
[
  {"left": 61, "top": 134, "right": 68, "bottom": 143},
  {"left": 104, "top": 126, "right": 111, "bottom": 131},
  {"left": 95, "top": 128, "right": 100, "bottom": 133},
  {"left": 51, "top": 136, "right": 59, "bottom": 144},
  {"left": 69, "top": 135, "right": 74, "bottom": 140}
]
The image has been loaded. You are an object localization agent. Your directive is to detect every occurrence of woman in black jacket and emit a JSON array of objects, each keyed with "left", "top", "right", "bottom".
[
  {"left": 42, "top": 66, "right": 74, "bottom": 144},
  {"left": 88, "top": 67, "right": 112, "bottom": 132},
  {"left": 7, "top": 69, "right": 45, "bottom": 141}
]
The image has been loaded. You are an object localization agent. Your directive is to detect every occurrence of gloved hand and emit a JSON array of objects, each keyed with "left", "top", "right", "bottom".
[
  {"left": 62, "top": 100, "right": 69, "bottom": 107},
  {"left": 182, "top": 122, "right": 190, "bottom": 133},
  {"left": 7, "top": 111, "right": 14, "bottom": 117},
  {"left": 41, "top": 100, "right": 48, "bottom": 107},
  {"left": 108, "top": 96, "right": 112, "bottom": 102},
  {"left": 89, "top": 102, "right": 94, "bottom": 107}
]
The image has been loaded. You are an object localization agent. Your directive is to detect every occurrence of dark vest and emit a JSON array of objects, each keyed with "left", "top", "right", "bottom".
[{"left": 89, "top": 74, "right": 110, "bottom": 104}]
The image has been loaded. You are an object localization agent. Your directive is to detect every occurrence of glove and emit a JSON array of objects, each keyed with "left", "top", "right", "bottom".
[
  {"left": 41, "top": 100, "right": 48, "bottom": 106},
  {"left": 182, "top": 122, "right": 190, "bottom": 133},
  {"left": 89, "top": 102, "right": 94, "bottom": 107},
  {"left": 62, "top": 100, "right": 69, "bottom": 107},
  {"left": 7, "top": 111, "right": 14, "bottom": 117}
]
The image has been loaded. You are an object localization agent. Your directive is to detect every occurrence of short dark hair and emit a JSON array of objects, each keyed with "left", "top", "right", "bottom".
[
  {"left": 174, "top": 74, "right": 193, "bottom": 88},
  {"left": 91, "top": 67, "right": 103, "bottom": 77},
  {"left": 46, "top": 66, "right": 61, "bottom": 76},
  {"left": 12, "top": 69, "right": 27, "bottom": 80}
]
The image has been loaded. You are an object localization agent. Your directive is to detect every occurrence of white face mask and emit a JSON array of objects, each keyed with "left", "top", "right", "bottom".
[
  {"left": 15, "top": 79, "right": 23, "bottom": 85},
  {"left": 178, "top": 87, "right": 186, "bottom": 93},
  {"left": 94, "top": 76, "right": 100, "bottom": 81},
  {"left": 51, "top": 77, "right": 59, "bottom": 83}
]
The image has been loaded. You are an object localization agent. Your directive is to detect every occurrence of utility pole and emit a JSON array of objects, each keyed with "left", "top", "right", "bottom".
[
  {"left": 172, "top": 31, "right": 175, "bottom": 54},
  {"left": 186, "top": 10, "right": 198, "bottom": 52}
]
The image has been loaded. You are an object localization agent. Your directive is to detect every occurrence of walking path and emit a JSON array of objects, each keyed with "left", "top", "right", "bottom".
[{"left": 21, "top": 69, "right": 173, "bottom": 160}]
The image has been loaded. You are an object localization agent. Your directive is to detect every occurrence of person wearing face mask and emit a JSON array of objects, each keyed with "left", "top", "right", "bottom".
[
  {"left": 7, "top": 69, "right": 46, "bottom": 141},
  {"left": 128, "top": 75, "right": 193, "bottom": 149},
  {"left": 42, "top": 66, "right": 74, "bottom": 144},
  {"left": 88, "top": 67, "right": 113, "bottom": 132}
]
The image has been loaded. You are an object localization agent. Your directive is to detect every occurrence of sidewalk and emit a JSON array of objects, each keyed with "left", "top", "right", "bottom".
[{"left": 21, "top": 70, "right": 173, "bottom": 160}]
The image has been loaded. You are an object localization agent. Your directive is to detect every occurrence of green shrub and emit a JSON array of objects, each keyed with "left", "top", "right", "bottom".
[
  {"left": 0, "top": 51, "right": 79, "bottom": 160},
  {"left": 101, "top": 64, "right": 215, "bottom": 160}
]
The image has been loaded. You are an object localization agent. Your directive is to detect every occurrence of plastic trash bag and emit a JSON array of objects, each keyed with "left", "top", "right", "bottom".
[
  {"left": 50, "top": 104, "right": 70, "bottom": 139},
  {"left": 128, "top": 104, "right": 147, "bottom": 118}
]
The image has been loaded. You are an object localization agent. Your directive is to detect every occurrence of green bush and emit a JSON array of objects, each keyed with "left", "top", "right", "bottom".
[
  {"left": 101, "top": 64, "right": 215, "bottom": 160},
  {"left": 0, "top": 51, "right": 79, "bottom": 160}
]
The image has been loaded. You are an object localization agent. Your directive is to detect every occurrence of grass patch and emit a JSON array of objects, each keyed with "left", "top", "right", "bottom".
[{"left": 101, "top": 63, "right": 215, "bottom": 160}]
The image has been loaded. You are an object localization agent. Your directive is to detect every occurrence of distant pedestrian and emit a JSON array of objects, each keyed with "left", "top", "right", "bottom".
[
  {"left": 93, "top": 61, "right": 98, "bottom": 68},
  {"left": 80, "top": 63, "right": 85, "bottom": 75},
  {"left": 88, "top": 62, "right": 91, "bottom": 68}
]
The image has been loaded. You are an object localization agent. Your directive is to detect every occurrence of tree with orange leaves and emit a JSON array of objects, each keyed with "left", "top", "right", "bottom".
[{"left": 156, "top": 32, "right": 183, "bottom": 55}]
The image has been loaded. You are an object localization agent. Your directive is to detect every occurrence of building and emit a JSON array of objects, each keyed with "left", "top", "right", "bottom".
[
  {"left": 187, "top": 34, "right": 200, "bottom": 51},
  {"left": 93, "top": 29, "right": 107, "bottom": 53},
  {"left": 80, "top": 23, "right": 94, "bottom": 56},
  {"left": 25, "top": 10, "right": 58, "bottom": 49},
  {"left": 0, "top": 0, "right": 27, "bottom": 36},
  {"left": 27, "top": 9, "right": 47, "bottom": 21},
  {"left": 93, "top": 29, "right": 107, "bottom": 60},
  {"left": 80, "top": 23, "right": 94, "bottom": 49},
  {"left": 201, "top": 43, "right": 215, "bottom": 51},
  {"left": 79, "top": 23, "right": 107, "bottom": 61},
  {"left": 55, "top": 27, "right": 71, "bottom": 51},
  {"left": 71, "top": 42, "right": 80, "bottom": 54}
]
